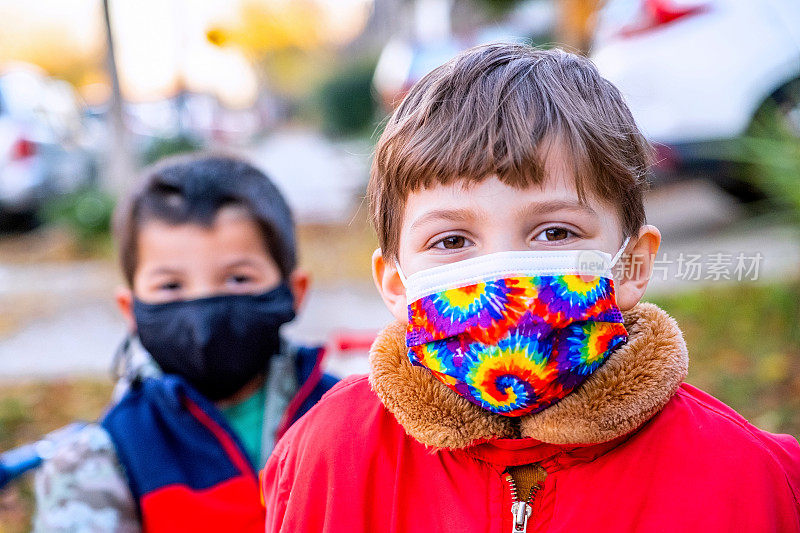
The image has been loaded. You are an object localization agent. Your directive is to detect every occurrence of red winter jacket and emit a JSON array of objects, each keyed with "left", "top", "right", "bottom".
[{"left": 262, "top": 304, "right": 800, "bottom": 532}]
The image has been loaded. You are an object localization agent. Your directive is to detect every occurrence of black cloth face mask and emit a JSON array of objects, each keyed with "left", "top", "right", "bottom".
[{"left": 133, "top": 283, "right": 296, "bottom": 401}]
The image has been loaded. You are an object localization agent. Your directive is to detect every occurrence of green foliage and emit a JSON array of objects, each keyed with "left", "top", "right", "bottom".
[
  {"left": 315, "top": 58, "right": 379, "bottom": 137},
  {"left": 717, "top": 79, "right": 800, "bottom": 222},
  {"left": 0, "top": 380, "right": 114, "bottom": 533},
  {"left": 472, "top": 0, "right": 524, "bottom": 17},
  {"left": 141, "top": 134, "right": 203, "bottom": 166},
  {"left": 0, "top": 397, "right": 32, "bottom": 449},
  {"left": 650, "top": 281, "right": 800, "bottom": 436},
  {"left": 740, "top": 104, "right": 800, "bottom": 219},
  {"left": 39, "top": 186, "right": 116, "bottom": 253}
]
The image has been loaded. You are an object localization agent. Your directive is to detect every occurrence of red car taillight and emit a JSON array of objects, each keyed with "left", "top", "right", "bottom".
[
  {"left": 620, "top": 0, "right": 710, "bottom": 38},
  {"left": 10, "top": 137, "right": 35, "bottom": 160}
]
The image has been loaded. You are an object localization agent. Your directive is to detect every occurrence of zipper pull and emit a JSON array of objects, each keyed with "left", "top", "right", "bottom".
[{"left": 510, "top": 500, "right": 532, "bottom": 532}]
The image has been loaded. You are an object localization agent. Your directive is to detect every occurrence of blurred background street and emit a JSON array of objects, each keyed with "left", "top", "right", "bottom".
[{"left": 0, "top": 0, "right": 799, "bottom": 528}]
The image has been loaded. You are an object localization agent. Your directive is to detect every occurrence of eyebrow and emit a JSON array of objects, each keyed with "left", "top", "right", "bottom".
[
  {"left": 409, "top": 208, "right": 477, "bottom": 232},
  {"left": 222, "top": 258, "right": 261, "bottom": 270},
  {"left": 517, "top": 200, "right": 598, "bottom": 219},
  {"left": 409, "top": 201, "right": 597, "bottom": 233},
  {"left": 147, "top": 266, "right": 183, "bottom": 277}
]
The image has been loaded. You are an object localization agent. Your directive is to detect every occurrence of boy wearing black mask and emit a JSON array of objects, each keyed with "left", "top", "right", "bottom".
[{"left": 34, "top": 155, "right": 337, "bottom": 532}]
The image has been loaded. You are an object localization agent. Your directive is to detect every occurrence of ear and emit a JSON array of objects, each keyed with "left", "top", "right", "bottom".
[
  {"left": 614, "top": 224, "right": 661, "bottom": 311},
  {"left": 288, "top": 268, "right": 311, "bottom": 312},
  {"left": 115, "top": 286, "right": 137, "bottom": 333},
  {"left": 371, "top": 248, "right": 408, "bottom": 323}
]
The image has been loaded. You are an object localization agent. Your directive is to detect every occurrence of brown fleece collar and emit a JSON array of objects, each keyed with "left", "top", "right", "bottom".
[{"left": 368, "top": 302, "right": 688, "bottom": 449}]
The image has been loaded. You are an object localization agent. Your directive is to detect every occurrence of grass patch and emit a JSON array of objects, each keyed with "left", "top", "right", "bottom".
[
  {"left": 0, "top": 379, "right": 113, "bottom": 533},
  {"left": 649, "top": 280, "right": 800, "bottom": 437}
]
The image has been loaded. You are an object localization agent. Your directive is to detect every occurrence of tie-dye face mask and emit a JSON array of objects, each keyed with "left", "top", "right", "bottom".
[{"left": 397, "top": 239, "right": 630, "bottom": 417}]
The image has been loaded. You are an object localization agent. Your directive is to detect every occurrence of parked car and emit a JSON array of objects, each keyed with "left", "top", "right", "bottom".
[
  {"left": 0, "top": 64, "right": 97, "bottom": 226},
  {"left": 591, "top": 0, "right": 800, "bottom": 197}
]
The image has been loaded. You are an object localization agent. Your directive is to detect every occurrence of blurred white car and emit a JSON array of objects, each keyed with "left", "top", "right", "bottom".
[
  {"left": 591, "top": 0, "right": 800, "bottom": 188},
  {"left": 0, "top": 65, "right": 97, "bottom": 224}
]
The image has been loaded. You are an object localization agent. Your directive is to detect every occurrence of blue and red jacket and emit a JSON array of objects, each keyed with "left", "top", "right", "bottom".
[{"left": 101, "top": 345, "right": 336, "bottom": 532}]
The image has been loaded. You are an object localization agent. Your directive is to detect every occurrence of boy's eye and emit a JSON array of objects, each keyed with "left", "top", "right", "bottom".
[
  {"left": 432, "top": 235, "right": 472, "bottom": 250},
  {"left": 228, "top": 274, "right": 253, "bottom": 285},
  {"left": 159, "top": 281, "right": 182, "bottom": 291},
  {"left": 534, "top": 227, "right": 574, "bottom": 242}
]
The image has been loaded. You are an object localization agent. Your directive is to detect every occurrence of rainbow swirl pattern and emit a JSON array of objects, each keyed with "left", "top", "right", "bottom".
[{"left": 407, "top": 275, "right": 627, "bottom": 416}]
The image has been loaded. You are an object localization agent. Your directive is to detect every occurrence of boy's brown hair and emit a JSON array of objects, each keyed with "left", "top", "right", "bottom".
[
  {"left": 368, "top": 43, "right": 651, "bottom": 259},
  {"left": 114, "top": 154, "right": 296, "bottom": 287}
]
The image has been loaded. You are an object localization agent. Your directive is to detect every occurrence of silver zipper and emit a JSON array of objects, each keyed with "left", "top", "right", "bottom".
[
  {"left": 505, "top": 473, "right": 538, "bottom": 533},
  {"left": 511, "top": 500, "right": 532, "bottom": 532}
]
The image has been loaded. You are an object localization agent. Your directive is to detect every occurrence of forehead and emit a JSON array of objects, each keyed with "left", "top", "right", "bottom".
[
  {"left": 402, "top": 169, "right": 616, "bottom": 230},
  {"left": 136, "top": 205, "right": 270, "bottom": 267}
]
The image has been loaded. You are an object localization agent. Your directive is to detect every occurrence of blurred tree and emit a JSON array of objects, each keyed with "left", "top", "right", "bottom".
[
  {"left": 206, "top": 0, "right": 324, "bottom": 52},
  {"left": 141, "top": 134, "right": 203, "bottom": 166},
  {"left": 555, "top": 0, "right": 601, "bottom": 52},
  {"left": 103, "top": 0, "right": 136, "bottom": 194},
  {"left": 0, "top": 3, "right": 104, "bottom": 88},
  {"left": 39, "top": 186, "right": 116, "bottom": 255},
  {"left": 316, "top": 58, "right": 379, "bottom": 137},
  {"left": 206, "top": 0, "right": 334, "bottom": 99},
  {"left": 0, "top": 28, "right": 103, "bottom": 88},
  {"left": 724, "top": 79, "right": 800, "bottom": 223},
  {"left": 471, "top": 0, "right": 523, "bottom": 17},
  {"left": 468, "top": 0, "right": 599, "bottom": 51}
]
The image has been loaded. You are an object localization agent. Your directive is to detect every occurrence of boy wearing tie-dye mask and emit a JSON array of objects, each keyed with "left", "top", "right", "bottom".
[{"left": 262, "top": 44, "right": 800, "bottom": 532}]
